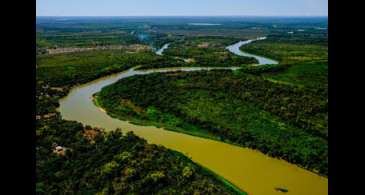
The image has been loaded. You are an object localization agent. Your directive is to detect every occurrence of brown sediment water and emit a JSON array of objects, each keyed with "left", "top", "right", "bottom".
[{"left": 59, "top": 66, "right": 327, "bottom": 195}]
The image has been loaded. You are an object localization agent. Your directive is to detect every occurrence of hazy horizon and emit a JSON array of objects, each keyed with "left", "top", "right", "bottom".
[
  {"left": 36, "top": 15, "right": 328, "bottom": 18},
  {"left": 37, "top": 0, "right": 328, "bottom": 17}
]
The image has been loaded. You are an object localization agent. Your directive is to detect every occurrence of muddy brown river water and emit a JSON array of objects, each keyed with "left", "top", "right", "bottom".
[{"left": 59, "top": 39, "right": 327, "bottom": 195}]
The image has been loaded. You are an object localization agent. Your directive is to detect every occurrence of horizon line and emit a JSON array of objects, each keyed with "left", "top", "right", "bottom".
[{"left": 36, "top": 15, "right": 328, "bottom": 18}]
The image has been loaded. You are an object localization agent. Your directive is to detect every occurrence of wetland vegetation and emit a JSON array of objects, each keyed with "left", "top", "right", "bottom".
[
  {"left": 36, "top": 16, "right": 328, "bottom": 194},
  {"left": 96, "top": 70, "right": 328, "bottom": 175},
  {"left": 36, "top": 51, "right": 245, "bottom": 195}
]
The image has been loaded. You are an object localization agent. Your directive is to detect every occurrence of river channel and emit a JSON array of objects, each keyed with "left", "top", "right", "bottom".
[{"left": 59, "top": 39, "right": 327, "bottom": 195}]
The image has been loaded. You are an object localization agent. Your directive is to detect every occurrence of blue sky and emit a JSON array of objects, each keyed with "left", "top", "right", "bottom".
[{"left": 36, "top": 0, "right": 328, "bottom": 16}]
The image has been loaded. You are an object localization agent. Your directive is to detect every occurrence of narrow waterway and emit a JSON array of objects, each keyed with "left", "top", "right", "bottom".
[
  {"left": 226, "top": 37, "right": 278, "bottom": 65},
  {"left": 155, "top": 43, "right": 170, "bottom": 55},
  {"left": 59, "top": 40, "right": 327, "bottom": 195}
]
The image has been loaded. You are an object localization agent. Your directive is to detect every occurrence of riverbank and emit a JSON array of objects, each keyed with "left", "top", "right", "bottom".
[
  {"left": 37, "top": 54, "right": 249, "bottom": 195},
  {"left": 58, "top": 39, "right": 327, "bottom": 195},
  {"left": 155, "top": 43, "right": 170, "bottom": 55},
  {"left": 60, "top": 66, "right": 328, "bottom": 195},
  {"left": 226, "top": 37, "right": 279, "bottom": 65},
  {"left": 95, "top": 69, "right": 327, "bottom": 173}
]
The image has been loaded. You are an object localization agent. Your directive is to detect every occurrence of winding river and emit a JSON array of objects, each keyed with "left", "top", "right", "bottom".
[
  {"left": 155, "top": 43, "right": 170, "bottom": 55},
  {"left": 59, "top": 39, "right": 327, "bottom": 195},
  {"left": 226, "top": 37, "right": 278, "bottom": 65}
]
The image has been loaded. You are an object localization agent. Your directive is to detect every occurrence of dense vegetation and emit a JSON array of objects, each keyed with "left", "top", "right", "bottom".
[
  {"left": 36, "top": 117, "right": 243, "bottom": 194},
  {"left": 36, "top": 16, "right": 328, "bottom": 193},
  {"left": 36, "top": 31, "right": 140, "bottom": 48},
  {"left": 97, "top": 70, "right": 328, "bottom": 175},
  {"left": 36, "top": 68, "right": 245, "bottom": 194},
  {"left": 36, "top": 49, "right": 146, "bottom": 115},
  {"left": 164, "top": 36, "right": 258, "bottom": 67},
  {"left": 240, "top": 35, "right": 328, "bottom": 90},
  {"left": 35, "top": 46, "right": 199, "bottom": 115},
  {"left": 36, "top": 36, "right": 244, "bottom": 195},
  {"left": 37, "top": 49, "right": 152, "bottom": 87}
]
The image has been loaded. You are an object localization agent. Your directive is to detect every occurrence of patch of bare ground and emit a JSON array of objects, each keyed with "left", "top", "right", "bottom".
[
  {"left": 183, "top": 58, "right": 196, "bottom": 63},
  {"left": 53, "top": 145, "right": 68, "bottom": 156},
  {"left": 82, "top": 128, "right": 103, "bottom": 143},
  {"left": 50, "top": 87, "right": 64, "bottom": 92},
  {"left": 36, "top": 113, "right": 57, "bottom": 120},
  {"left": 197, "top": 42, "right": 210, "bottom": 48},
  {"left": 120, "top": 99, "right": 144, "bottom": 114}
]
